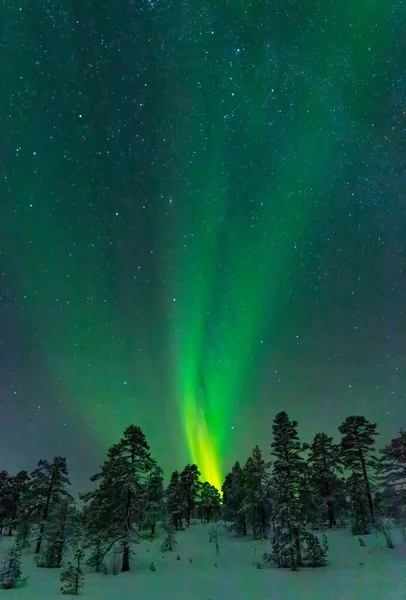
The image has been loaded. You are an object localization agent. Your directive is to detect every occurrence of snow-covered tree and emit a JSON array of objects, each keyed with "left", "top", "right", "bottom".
[
  {"left": 161, "top": 518, "right": 177, "bottom": 552},
  {"left": 166, "top": 471, "right": 187, "bottom": 530},
  {"left": 379, "top": 428, "right": 406, "bottom": 514},
  {"left": 199, "top": 482, "right": 221, "bottom": 523},
  {"left": 241, "top": 446, "right": 271, "bottom": 539},
  {"left": 26, "top": 457, "right": 72, "bottom": 554},
  {"left": 347, "top": 472, "right": 371, "bottom": 535},
  {"left": 267, "top": 466, "right": 302, "bottom": 570},
  {"left": 81, "top": 424, "right": 153, "bottom": 572},
  {"left": 0, "top": 471, "right": 11, "bottom": 534},
  {"left": 306, "top": 433, "right": 344, "bottom": 527},
  {"left": 5, "top": 471, "right": 29, "bottom": 536},
  {"left": 221, "top": 462, "right": 247, "bottom": 535},
  {"left": 143, "top": 465, "right": 165, "bottom": 536},
  {"left": 269, "top": 411, "right": 306, "bottom": 568},
  {"left": 36, "top": 499, "right": 80, "bottom": 568},
  {"left": 0, "top": 543, "right": 23, "bottom": 589},
  {"left": 339, "top": 415, "right": 378, "bottom": 523},
  {"left": 60, "top": 546, "right": 84, "bottom": 595},
  {"left": 180, "top": 464, "right": 201, "bottom": 524},
  {"left": 302, "top": 531, "right": 328, "bottom": 567}
]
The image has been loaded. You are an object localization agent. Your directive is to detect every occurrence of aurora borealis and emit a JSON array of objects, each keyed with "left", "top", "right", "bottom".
[{"left": 1, "top": 2, "right": 405, "bottom": 491}]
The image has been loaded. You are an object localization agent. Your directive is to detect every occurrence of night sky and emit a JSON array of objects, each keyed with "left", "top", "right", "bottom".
[{"left": 1, "top": 2, "right": 405, "bottom": 492}]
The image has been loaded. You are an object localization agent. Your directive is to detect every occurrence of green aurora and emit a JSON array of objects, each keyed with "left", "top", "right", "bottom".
[{"left": 0, "top": 1, "right": 399, "bottom": 488}]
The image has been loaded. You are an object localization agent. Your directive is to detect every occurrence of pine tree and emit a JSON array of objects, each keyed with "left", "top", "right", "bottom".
[
  {"left": 180, "top": 464, "right": 201, "bottom": 524},
  {"left": 60, "top": 546, "right": 84, "bottom": 595},
  {"left": 221, "top": 462, "right": 247, "bottom": 535},
  {"left": 143, "top": 465, "right": 165, "bottom": 536},
  {"left": 166, "top": 471, "right": 187, "bottom": 530},
  {"left": 347, "top": 472, "right": 370, "bottom": 535},
  {"left": 241, "top": 446, "right": 271, "bottom": 539},
  {"left": 0, "top": 471, "right": 11, "bottom": 534},
  {"left": 339, "top": 415, "right": 378, "bottom": 523},
  {"left": 36, "top": 499, "right": 79, "bottom": 568},
  {"left": 161, "top": 518, "right": 177, "bottom": 552},
  {"left": 6, "top": 471, "right": 29, "bottom": 536},
  {"left": 27, "top": 457, "right": 72, "bottom": 554},
  {"left": 379, "top": 428, "right": 406, "bottom": 485},
  {"left": 199, "top": 482, "right": 221, "bottom": 523},
  {"left": 0, "top": 543, "right": 23, "bottom": 589},
  {"left": 267, "top": 467, "right": 301, "bottom": 570},
  {"left": 81, "top": 424, "right": 153, "bottom": 573},
  {"left": 306, "top": 433, "right": 343, "bottom": 528},
  {"left": 302, "top": 531, "right": 328, "bottom": 567},
  {"left": 270, "top": 411, "right": 306, "bottom": 568}
]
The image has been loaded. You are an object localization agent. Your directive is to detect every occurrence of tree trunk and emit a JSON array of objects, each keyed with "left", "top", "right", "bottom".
[
  {"left": 35, "top": 524, "right": 45, "bottom": 554},
  {"left": 327, "top": 500, "right": 335, "bottom": 528},
  {"left": 36, "top": 470, "right": 56, "bottom": 554},
  {"left": 122, "top": 542, "right": 130, "bottom": 572},
  {"left": 358, "top": 448, "right": 374, "bottom": 523},
  {"left": 7, "top": 527, "right": 12, "bottom": 536},
  {"left": 242, "top": 515, "right": 247, "bottom": 536},
  {"left": 151, "top": 522, "right": 155, "bottom": 536}
]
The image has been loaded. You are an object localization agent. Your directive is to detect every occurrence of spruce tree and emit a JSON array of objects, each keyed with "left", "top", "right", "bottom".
[
  {"left": 270, "top": 411, "right": 306, "bottom": 568},
  {"left": 160, "top": 518, "right": 177, "bottom": 552},
  {"left": 166, "top": 471, "right": 187, "bottom": 530},
  {"left": 143, "top": 465, "right": 165, "bottom": 536},
  {"left": 221, "top": 462, "right": 247, "bottom": 535},
  {"left": 347, "top": 472, "right": 370, "bottom": 535},
  {"left": 6, "top": 471, "right": 29, "bottom": 536},
  {"left": 268, "top": 467, "right": 301, "bottom": 570},
  {"left": 36, "top": 499, "right": 79, "bottom": 568},
  {"left": 306, "top": 433, "right": 343, "bottom": 527},
  {"left": 0, "top": 471, "right": 10, "bottom": 534},
  {"left": 339, "top": 415, "right": 378, "bottom": 523},
  {"left": 379, "top": 428, "right": 406, "bottom": 484},
  {"left": 60, "top": 546, "right": 84, "bottom": 595},
  {"left": 0, "top": 543, "right": 23, "bottom": 589},
  {"left": 199, "top": 482, "right": 221, "bottom": 523},
  {"left": 180, "top": 464, "right": 201, "bottom": 524},
  {"left": 27, "top": 457, "right": 72, "bottom": 554},
  {"left": 82, "top": 424, "right": 153, "bottom": 573},
  {"left": 241, "top": 446, "right": 270, "bottom": 539}
]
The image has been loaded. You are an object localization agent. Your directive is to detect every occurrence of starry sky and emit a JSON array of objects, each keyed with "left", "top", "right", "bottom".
[{"left": 1, "top": 1, "right": 405, "bottom": 492}]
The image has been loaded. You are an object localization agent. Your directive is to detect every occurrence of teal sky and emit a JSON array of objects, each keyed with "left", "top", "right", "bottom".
[{"left": 0, "top": 1, "right": 405, "bottom": 490}]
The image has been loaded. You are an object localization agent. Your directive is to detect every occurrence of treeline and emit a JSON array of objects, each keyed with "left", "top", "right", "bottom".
[{"left": 0, "top": 413, "right": 405, "bottom": 590}]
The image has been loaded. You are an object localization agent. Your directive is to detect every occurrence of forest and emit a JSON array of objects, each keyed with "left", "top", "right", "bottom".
[{"left": 0, "top": 411, "right": 405, "bottom": 593}]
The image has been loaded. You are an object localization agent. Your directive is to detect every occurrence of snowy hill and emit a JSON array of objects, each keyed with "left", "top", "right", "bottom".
[{"left": 1, "top": 523, "right": 405, "bottom": 599}]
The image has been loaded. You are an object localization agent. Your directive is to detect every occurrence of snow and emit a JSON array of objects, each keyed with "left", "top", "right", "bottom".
[{"left": 1, "top": 523, "right": 405, "bottom": 599}]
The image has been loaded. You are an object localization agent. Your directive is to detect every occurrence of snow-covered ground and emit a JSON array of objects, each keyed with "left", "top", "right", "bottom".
[{"left": 1, "top": 523, "right": 405, "bottom": 599}]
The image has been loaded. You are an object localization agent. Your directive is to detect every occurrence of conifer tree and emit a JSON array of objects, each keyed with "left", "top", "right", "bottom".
[
  {"left": 306, "top": 433, "right": 343, "bottom": 528},
  {"left": 199, "top": 482, "right": 221, "bottom": 523},
  {"left": 0, "top": 471, "right": 10, "bottom": 534},
  {"left": 339, "top": 415, "right": 378, "bottom": 523},
  {"left": 143, "top": 465, "right": 165, "bottom": 536},
  {"left": 160, "top": 518, "right": 177, "bottom": 552},
  {"left": 347, "top": 472, "right": 370, "bottom": 535},
  {"left": 379, "top": 428, "right": 406, "bottom": 484},
  {"left": 180, "top": 464, "right": 201, "bottom": 524},
  {"left": 270, "top": 411, "right": 306, "bottom": 568},
  {"left": 81, "top": 424, "right": 153, "bottom": 573},
  {"left": 241, "top": 446, "right": 271, "bottom": 539},
  {"left": 0, "top": 543, "right": 23, "bottom": 589},
  {"left": 6, "top": 471, "right": 29, "bottom": 536},
  {"left": 36, "top": 499, "right": 80, "bottom": 568},
  {"left": 221, "top": 462, "right": 247, "bottom": 535},
  {"left": 267, "top": 467, "right": 301, "bottom": 570},
  {"left": 166, "top": 471, "right": 187, "bottom": 530},
  {"left": 60, "top": 546, "right": 84, "bottom": 595},
  {"left": 27, "top": 457, "right": 72, "bottom": 554}
]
